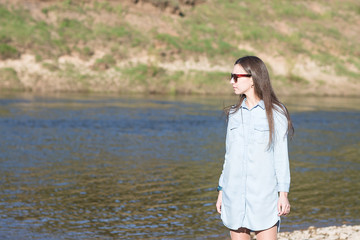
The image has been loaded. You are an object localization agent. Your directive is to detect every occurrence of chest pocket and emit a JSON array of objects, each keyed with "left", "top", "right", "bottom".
[
  {"left": 227, "top": 126, "right": 244, "bottom": 144},
  {"left": 227, "top": 110, "right": 247, "bottom": 144},
  {"left": 253, "top": 123, "right": 270, "bottom": 144}
]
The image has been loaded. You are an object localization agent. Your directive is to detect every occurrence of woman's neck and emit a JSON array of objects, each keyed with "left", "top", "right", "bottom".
[{"left": 245, "top": 94, "right": 261, "bottom": 109}]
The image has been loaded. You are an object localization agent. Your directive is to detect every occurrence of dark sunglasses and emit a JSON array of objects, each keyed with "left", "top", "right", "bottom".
[{"left": 230, "top": 73, "right": 252, "bottom": 83}]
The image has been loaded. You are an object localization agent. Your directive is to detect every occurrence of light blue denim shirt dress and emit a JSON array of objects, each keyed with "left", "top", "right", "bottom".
[{"left": 218, "top": 99, "right": 290, "bottom": 231}]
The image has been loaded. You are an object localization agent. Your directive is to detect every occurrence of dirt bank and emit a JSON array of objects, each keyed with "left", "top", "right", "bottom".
[
  {"left": 1, "top": 52, "right": 359, "bottom": 96},
  {"left": 1, "top": 0, "right": 359, "bottom": 96}
]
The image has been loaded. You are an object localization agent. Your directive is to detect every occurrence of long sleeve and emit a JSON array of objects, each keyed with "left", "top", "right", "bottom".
[
  {"left": 273, "top": 110, "right": 291, "bottom": 192},
  {"left": 218, "top": 162, "right": 225, "bottom": 187},
  {"left": 218, "top": 125, "right": 230, "bottom": 188},
  {"left": 220, "top": 100, "right": 290, "bottom": 231}
]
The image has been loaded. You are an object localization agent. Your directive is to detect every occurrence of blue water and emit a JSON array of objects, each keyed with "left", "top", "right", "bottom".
[{"left": 0, "top": 93, "right": 359, "bottom": 239}]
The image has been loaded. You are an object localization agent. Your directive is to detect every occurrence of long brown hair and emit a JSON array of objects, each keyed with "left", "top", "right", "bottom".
[{"left": 225, "top": 56, "right": 294, "bottom": 146}]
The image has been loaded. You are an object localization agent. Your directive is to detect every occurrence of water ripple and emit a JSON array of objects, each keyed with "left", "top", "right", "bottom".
[{"left": 0, "top": 94, "right": 359, "bottom": 239}]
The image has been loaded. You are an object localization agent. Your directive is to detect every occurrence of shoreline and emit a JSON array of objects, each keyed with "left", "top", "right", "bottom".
[
  {"left": 1, "top": 86, "right": 360, "bottom": 98},
  {"left": 1, "top": 53, "right": 360, "bottom": 97},
  {"left": 222, "top": 225, "right": 360, "bottom": 240},
  {"left": 277, "top": 225, "right": 360, "bottom": 240}
]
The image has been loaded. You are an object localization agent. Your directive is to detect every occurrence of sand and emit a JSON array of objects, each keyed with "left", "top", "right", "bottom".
[{"left": 277, "top": 225, "right": 360, "bottom": 240}]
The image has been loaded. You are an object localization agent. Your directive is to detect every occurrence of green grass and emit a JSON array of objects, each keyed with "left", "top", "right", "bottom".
[
  {"left": 57, "top": 63, "right": 93, "bottom": 91},
  {"left": 0, "top": 0, "right": 359, "bottom": 94},
  {"left": 120, "top": 64, "right": 229, "bottom": 94},
  {"left": 92, "top": 54, "right": 116, "bottom": 71},
  {"left": 156, "top": 33, "right": 181, "bottom": 49},
  {"left": 58, "top": 18, "right": 92, "bottom": 41},
  {"left": 348, "top": 58, "right": 360, "bottom": 71},
  {"left": 335, "top": 63, "right": 360, "bottom": 79},
  {"left": 93, "top": 1, "right": 116, "bottom": 12},
  {"left": 0, "top": 3, "right": 140, "bottom": 59},
  {"left": 35, "top": 54, "right": 42, "bottom": 62},
  {"left": 287, "top": 74, "right": 309, "bottom": 84},
  {"left": 122, "top": 64, "right": 166, "bottom": 85},
  {"left": 0, "top": 67, "right": 24, "bottom": 91},
  {"left": 95, "top": 24, "right": 129, "bottom": 40},
  {"left": 0, "top": 5, "right": 33, "bottom": 43},
  {"left": 272, "top": 1, "right": 318, "bottom": 19},
  {"left": 74, "top": 46, "right": 94, "bottom": 60},
  {"left": 0, "top": 43, "right": 19, "bottom": 59},
  {"left": 311, "top": 52, "right": 340, "bottom": 67},
  {"left": 42, "top": 62, "right": 59, "bottom": 72},
  {"left": 273, "top": 74, "right": 309, "bottom": 87}
]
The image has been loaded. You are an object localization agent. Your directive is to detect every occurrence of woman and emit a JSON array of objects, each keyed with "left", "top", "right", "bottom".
[{"left": 216, "top": 56, "right": 294, "bottom": 240}]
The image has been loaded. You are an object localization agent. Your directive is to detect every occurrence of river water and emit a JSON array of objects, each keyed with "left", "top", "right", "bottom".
[{"left": 0, "top": 93, "right": 359, "bottom": 239}]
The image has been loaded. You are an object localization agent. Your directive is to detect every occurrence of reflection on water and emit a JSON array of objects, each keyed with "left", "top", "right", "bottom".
[{"left": 0, "top": 93, "right": 359, "bottom": 239}]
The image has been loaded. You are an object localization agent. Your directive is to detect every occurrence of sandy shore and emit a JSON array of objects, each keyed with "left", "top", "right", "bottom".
[
  {"left": 277, "top": 225, "right": 360, "bottom": 240},
  {"left": 223, "top": 225, "right": 360, "bottom": 240}
]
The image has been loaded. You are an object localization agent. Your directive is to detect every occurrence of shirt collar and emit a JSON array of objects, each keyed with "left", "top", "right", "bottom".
[{"left": 241, "top": 98, "right": 265, "bottom": 110}]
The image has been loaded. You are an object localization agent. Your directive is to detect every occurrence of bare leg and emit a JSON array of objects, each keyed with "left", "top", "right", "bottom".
[
  {"left": 230, "top": 227, "right": 251, "bottom": 240},
  {"left": 255, "top": 224, "right": 277, "bottom": 240}
]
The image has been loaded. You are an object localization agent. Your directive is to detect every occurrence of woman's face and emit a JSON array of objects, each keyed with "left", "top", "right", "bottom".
[{"left": 230, "top": 64, "right": 254, "bottom": 95}]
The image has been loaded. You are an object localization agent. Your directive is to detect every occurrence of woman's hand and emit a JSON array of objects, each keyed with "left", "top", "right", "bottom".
[
  {"left": 278, "top": 192, "right": 291, "bottom": 216},
  {"left": 216, "top": 191, "right": 222, "bottom": 214}
]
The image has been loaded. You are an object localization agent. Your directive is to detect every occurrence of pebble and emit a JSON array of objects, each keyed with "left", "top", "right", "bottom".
[{"left": 277, "top": 225, "right": 360, "bottom": 240}]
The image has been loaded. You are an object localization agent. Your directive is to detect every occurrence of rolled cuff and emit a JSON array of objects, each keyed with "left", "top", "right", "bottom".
[
  {"left": 277, "top": 183, "right": 290, "bottom": 192},
  {"left": 218, "top": 174, "right": 224, "bottom": 188}
]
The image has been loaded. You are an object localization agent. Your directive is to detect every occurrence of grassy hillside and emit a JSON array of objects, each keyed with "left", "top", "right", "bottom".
[{"left": 0, "top": 0, "right": 359, "bottom": 95}]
